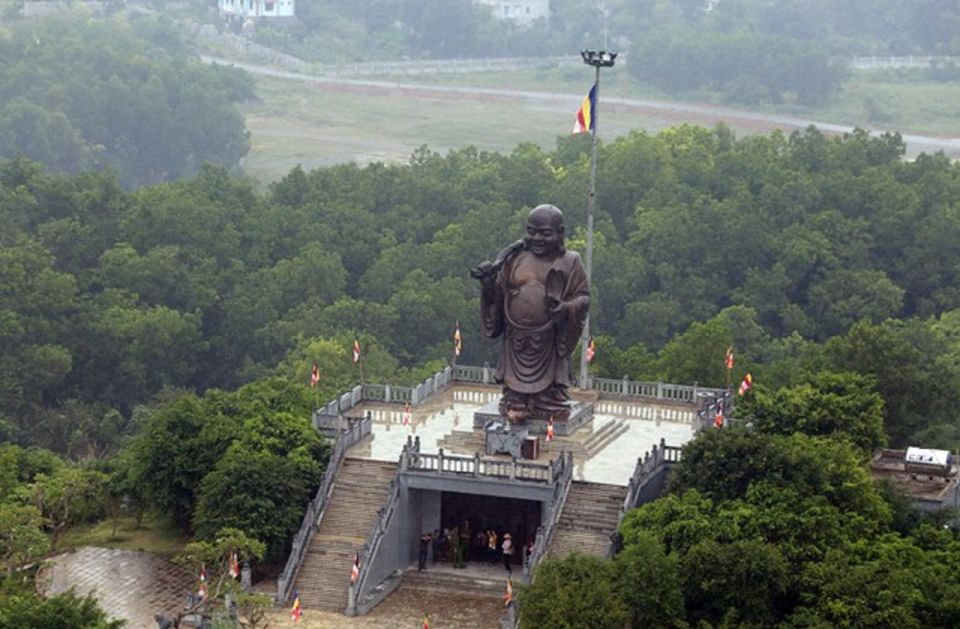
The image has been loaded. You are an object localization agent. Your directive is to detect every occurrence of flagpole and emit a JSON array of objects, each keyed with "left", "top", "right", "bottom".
[{"left": 578, "top": 49, "right": 617, "bottom": 388}]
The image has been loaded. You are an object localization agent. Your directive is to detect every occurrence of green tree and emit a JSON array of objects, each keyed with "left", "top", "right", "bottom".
[
  {"left": 30, "top": 467, "right": 107, "bottom": 549},
  {"left": 683, "top": 538, "right": 790, "bottom": 627},
  {"left": 0, "top": 591, "right": 122, "bottom": 629},
  {"left": 613, "top": 530, "right": 685, "bottom": 627},
  {"left": 747, "top": 371, "right": 886, "bottom": 452},
  {"left": 0, "top": 503, "right": 49, "bottom": 577},
  {"left": 519, "top": 553, "right": 630, "bottom": 629}
]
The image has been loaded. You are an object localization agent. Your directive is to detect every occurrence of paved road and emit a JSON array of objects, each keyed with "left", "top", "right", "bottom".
[{"left": 205, "top": 56, "right": 960, "bottom": 159}]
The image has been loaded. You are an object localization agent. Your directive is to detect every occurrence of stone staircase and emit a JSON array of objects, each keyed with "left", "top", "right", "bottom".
[
  {"left": 293, "top": 457, "right": 397, "bottom": 610},
  {"left": 582, "top": 419, "right": 629, "bottom": 458},
  {"left": 400, "top": 566, "right": 509, "bottom": 599},
  {"left": 547, "top": 481, "right": 628, "bottom": 559}
]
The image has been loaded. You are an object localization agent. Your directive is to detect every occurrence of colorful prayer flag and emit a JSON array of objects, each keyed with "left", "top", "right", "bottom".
[
  {"left": 454, "top": 321, "right": 463, "bottom": 357},
  {"left": 403, "top": 402, "right": 412, "bottom": 426},
  {"left": 546, "top": 416, "right": 555, "bottom": 442},
  {"left": 586, "top": 336, "right": 596, "bottom": 363},
  {"left": 291, "top": 591, "right": 302, "bottom": 621},
  {"left": 310, "top": 362, "right": 319, "bottom": 387},
  {"left": 352, "top": 339, "right": 361, "bottom": 364},
  {"left": 423, "top": 613, "right": 430, "bottom": 629},
  {"left": 197, "top": 562, "right": 208, "bottom": 600},
  {"left": 725, "top": 346, "right": 734, "bottom": 370},
  {"left": 714, "top": 399, "right": 724, "bottom": 429},
  {"left": 351, "top": 552, "right": 360, "bottom": 584},
  {"left": 573, "top": 83, "right": 597, "bottom": 134},
  {"left": 738, "top": 373, "right": 753, "bottom": 396},
  {"left": 228, "top": 551, "right": 240, "bottom": 579}
]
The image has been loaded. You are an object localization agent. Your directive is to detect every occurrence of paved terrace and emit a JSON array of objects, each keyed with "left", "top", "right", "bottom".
[{"left": 344, "top": 383, "right": 697, "bottom": 486}]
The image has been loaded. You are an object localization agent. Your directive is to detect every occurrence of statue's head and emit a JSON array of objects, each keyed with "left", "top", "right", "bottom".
[{"left": 524, "top": 204, "right": 565, "bottom": 257}]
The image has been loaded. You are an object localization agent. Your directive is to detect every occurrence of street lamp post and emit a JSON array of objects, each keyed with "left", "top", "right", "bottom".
[{"left": 579, "top": 49, "right": 617, "bottom": 389}]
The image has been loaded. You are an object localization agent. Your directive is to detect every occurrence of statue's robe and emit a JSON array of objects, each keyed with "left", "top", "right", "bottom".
[{"left": 480, "top": 246, "right": 590, "bottom": 415}]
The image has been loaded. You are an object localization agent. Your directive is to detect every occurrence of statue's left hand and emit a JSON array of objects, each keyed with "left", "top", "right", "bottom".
[{"left": 549, "top": 300, "right": 570, "bottom": 323}]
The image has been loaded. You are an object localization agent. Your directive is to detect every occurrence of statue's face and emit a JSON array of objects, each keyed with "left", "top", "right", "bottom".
[{"left": 524, "top": 209, "right": 564, "bottom": 257}]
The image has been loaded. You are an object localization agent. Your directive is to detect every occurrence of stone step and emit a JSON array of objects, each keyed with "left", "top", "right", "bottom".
[
  {"left": 585, "top": 421, "right": 630, "bottom": 458},
  {"left": 401, "top": 569, "right": 511, "bottom": 599},
  {"left": 581, "top": 419, "right": 618, "bottom": 450},
  {"left": 545, "top": 482, "right": 627, "bottom": 560},
  {"left": 292, "top": 458, "right": 398, "bottom": 611}
]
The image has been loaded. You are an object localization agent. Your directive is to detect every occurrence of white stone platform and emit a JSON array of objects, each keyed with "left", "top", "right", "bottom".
[{"left": 346, "top": 384, "right": 696, "bottom": 486}]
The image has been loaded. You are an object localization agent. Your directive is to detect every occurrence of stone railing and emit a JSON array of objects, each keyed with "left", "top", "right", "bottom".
[
  {"left": 522, "top": 451, "right": 574, "bottom": 581},
  {"left": 315, "top": 365, "right": 718, "bottom": 423},
  {"left": 346, "top": 441, "right": 419, "bottom": 616},
  {"left": 276, "top": 414, "right": 372, "bottom": 604},
  {"left": 313, "top": 367, "right": 456, "bottom": 421},
  {"left": 588, "top": 376, "right": 725, "bottom": 404},
  {"left": 695, "top": 389, "right": 735, "bottom": 431},
  {"left": 401, "top": 448, "right": 565, "bottom": 484},
  {"left": 607, "top": 438, "right": 683, "bottom": 558}
]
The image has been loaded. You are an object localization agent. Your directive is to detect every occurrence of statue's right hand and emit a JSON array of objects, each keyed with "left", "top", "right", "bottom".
[{"left": 470, "top": 261, "right": 495, "bottom": 283}]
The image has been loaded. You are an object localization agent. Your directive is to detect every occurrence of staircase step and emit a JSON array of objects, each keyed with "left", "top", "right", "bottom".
[
  {"left": 545, "top": 481, "right": 628, "bottom": 560},
  {"left": 291, "top": 458, "right": 398, "bottom": 611},
  {"left": 585, "top": 422, "right": 630, "bottom": 457}
]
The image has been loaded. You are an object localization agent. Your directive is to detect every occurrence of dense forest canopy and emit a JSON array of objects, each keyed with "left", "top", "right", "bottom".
[
  {"left": 0, "top": 14, "right": 252, "bottom": 187},
  {"left": 4, "top": 125, "right": 960, "bottom": 458}
]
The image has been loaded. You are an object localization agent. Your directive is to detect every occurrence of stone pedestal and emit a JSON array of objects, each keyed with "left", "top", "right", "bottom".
[
  {"left": 473, "top": 398, "right": 594, "bottom": 437},
  {"left": 484, "top": 423, "right": 528, "bottom": 458}
]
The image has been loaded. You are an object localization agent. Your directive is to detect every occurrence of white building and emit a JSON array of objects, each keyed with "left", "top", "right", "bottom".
[
  {"left": 218, "top": 0, "right": 295, "bottom": 20},
  {"left": 476, "top": 0, "right": 550, "bottom": 27}
]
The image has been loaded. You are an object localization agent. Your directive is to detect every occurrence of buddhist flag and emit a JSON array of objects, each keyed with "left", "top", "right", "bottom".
[
  {"left": 573, "top": 83, "right": 597, "bottom": 134},
  {"left": 229, "top": 551, "right": 240, "bottom": 579},
  {"left": 291, "top": 590, "right": 302, "bottom": 621},
  {"left": 504, "top": 578, "right": 514, "bottom": 606},
  {"left": 352, "top": 339, "right": 361, "bottom": 364},
  {"left": 738, "top": 373, "right": 753, "bottom": 396},
  {"left": 454, "top": 321, "right": 463, "bottom": 357},
  {"left": 546, "top": 416, "right": 555, "bottom": 442},
  {"left": 724, "top": 346, "right": 734, "bottom": 370},
  {"left": 351, "top": 552, "right": 360, "bottom": 583},
  {"left": 714, "top": 399, "right": 724, "bottom": 429},
  {"left": 586, "top": 336, "right": 596, "bottom": 363},
  {"left": 423, "top": 613, "right": 430, "bottom": 629},
  {"left": 197, "top": 563, "right": 208, "bottom": 600},
  {"left": 310, "top": 362, "right": 319, "bottom": 387},
  {"left": 403, "top": 402, "right": 412, "bottom": 426}
]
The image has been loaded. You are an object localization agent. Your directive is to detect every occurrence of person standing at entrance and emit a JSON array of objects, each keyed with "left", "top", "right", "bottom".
[
  {"left": 460, "top": 519, "right": 472, "bottom": 562},
  {"left": 502, "top": 533, "right": 514, "bottom": 572},
  {"left": 487, "top": 529, "right": 498, "bottom": 566},
  {"left": 418, "top": 531, "right": 432, "bottom": 570}
]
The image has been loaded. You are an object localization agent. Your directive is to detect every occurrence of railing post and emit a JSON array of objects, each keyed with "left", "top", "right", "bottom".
[
  {"left": 483, "top": 361, "right": 490, "bottom": 384},
  {"left": 692, "top": 381, "right": 698, "bottom": 402},
  {"left": 657, "top": 380, "right": 663, "bottom": 399},
  {"left": 474, "top": 453, "right": 481, "bottom": 477},
  {"left": 510, "top": 457, "right": 517, "bottom": 480},
  {"left": 621, "top": 375, "right": 628, "bottom": 396},
  {"left": 347, "top": 583, "right": 356, "bottom": 615},
  {"left": 438, "top": 448, "right": 445, "bottom": 473},
  {"left": 384, "top": 384, "right": 391, "bottom": 403}
]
